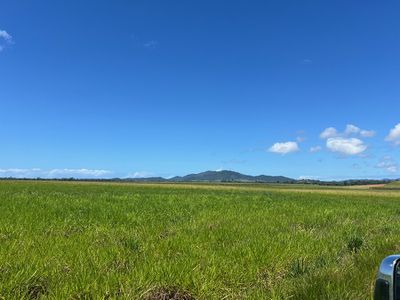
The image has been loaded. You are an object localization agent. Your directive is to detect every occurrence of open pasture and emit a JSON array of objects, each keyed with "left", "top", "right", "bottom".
[
  {"left": 1, "top": 181, "right": 400, "bottom": 299},
  {"left": 383, "top": 181, "right": 400, "bottom": 190}
]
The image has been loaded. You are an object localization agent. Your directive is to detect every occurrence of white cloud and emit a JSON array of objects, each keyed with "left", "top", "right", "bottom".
[
  {"left": 48, "top": 169, "right": 111, "bottom": 177},
  {"left": 295, "top": 130, "right": 306, "bottom": 143},
  {"left": 0, "top": 168, "right": 39, "bottom": 176},
  {"left": 143, "top": 40, "right": 158, "bottom": 48},
  {"left": 385, "top": 123, "right": 400, "bottom": 145},
  {"left": 268, "top": 141, "right": 299, "bottom": 154},
  {"left": 126, "top": 171, "right": 154, "bottom": 178},
  {"left": 320, "top": 125, "right": 374, "bottom": 157},
  {"left": 320, "top": 124, "right": 375, "bottom": 140},
  {"left": 0, "top": 168, "right": 112, "bottom": 178},
  {"left": 376, "top": 157, "right": 398, "bottom": 173},
  {"left": 344, "top": 124, "right": 375, "bottom": 138},
  {"left": 360, "top": 130, "right": 376, "bottom": 138},
  {"left": 301, "top": 59, "right": 312, "bottom": 64},
  {"left": 326, "top": 137, "right": 367, "bottom": 155},
  {"left": 344, "top": 124, "right": 360, "bottom": 135},
  {"left": 298, "top": 175, "right": 319, "bottom": 180},
  {"left": 309, "top": 146, "right": 322, "bottom": 153},
  {"left": 320, "top": 127, "right": 338, "bottom": 139},
  {"left": 0, "top": 30, "right": 13, "bottom": 52},
  {"left": 0, "top": 30, "right": 12, "bottom": 41}
]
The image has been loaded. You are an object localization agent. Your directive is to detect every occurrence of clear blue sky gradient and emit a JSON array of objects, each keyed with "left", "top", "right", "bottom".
[{"left": 1, "top": 1, "right": 399, "bottom": 179}]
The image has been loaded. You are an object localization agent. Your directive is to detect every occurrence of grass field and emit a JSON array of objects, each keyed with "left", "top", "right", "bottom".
[
  {"left": 1, "top": 181, "right": 400, "bottom": 299},
  {"left": 383, "top": 181, "right": 400, "bottom": 189}
]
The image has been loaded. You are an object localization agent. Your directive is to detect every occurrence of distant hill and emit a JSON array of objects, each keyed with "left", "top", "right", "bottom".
[
  {"left": 382, "top": 180, "right": 400, "bottom": 189},
  {"left": 168, "top": 170, "right": 294, "bottom": 183},
  {"left": 121, "top": 177, "right": 166, "bottom": 182},
  {"left": 2, "top": 171, "right": 396, "bottom": 186}
]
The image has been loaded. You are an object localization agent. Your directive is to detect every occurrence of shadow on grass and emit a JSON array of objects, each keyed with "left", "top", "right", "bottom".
[{"left": 142, "top": 286, "right": 196, "bottom": 300}]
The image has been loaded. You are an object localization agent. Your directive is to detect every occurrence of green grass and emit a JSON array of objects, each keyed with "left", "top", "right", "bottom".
[
  {"left": 1, "top": 181, "right": 400, "bottom": 299},
  {"left": 384, "top": 180, "right": 400, "bottom": 189}
]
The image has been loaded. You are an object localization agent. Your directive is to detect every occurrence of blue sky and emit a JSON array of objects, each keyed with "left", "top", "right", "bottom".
[{"left": 1, "top": 1, "right": 399, "bottom": 180}]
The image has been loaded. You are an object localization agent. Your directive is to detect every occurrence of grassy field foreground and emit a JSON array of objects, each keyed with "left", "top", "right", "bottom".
[{"left": 1, "top": 181, "right": 400, "bottom": 299}]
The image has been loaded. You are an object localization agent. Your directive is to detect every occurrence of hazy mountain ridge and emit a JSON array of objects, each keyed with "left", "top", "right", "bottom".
[
  {"left": 122, "top": 170, "right": 396, "bottom": 185},
  {"left": 155, "top": 170, "right": 293, "bottom": 183},
  {"left": 1, "top": 170, "right": 397, "bottom": 185}
]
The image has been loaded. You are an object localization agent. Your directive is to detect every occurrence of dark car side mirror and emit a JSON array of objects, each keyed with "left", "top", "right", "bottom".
[{"left": 374, "top": 255, "right": 400, "bottom": 300}]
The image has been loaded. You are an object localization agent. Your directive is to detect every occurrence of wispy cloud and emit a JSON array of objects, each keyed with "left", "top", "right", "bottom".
[
  {"left": 344, "top": 124, "right": 360, "bottom": 135},
  {"left": 0, "top": 29, "right": 13, "bottom": 52},
  {"left": 0, "top": 30, "right": 12, "bottom": 41},
  {"left": 298, "top": 175, "right": 319, "bottom": 180},
  {"left": 320, "top": 124, "right": 375, "bottom": 139},
  {"left": 295, "top": 130, "right": 307, "bottom": 143},
  {"left": 296, "top": 136, "right": 306, "bottom": 143},
  {"left": 360, "top": 129, "right": 376, "bottom": 138},
  {"left": 47, "top": 169, "right": 111, "bottom": 177},
  {"left": 0, "top": 168, "right": 40, "bottom": 177},
  {"left": 125, "top": 171, "right": 155, "bottom": 178},
  {"left": 352, "top": 163, "right": 362, "bottom": 170},
  {"left": 268, "top": 141, "right": 299, "bottom": 154},
  {"left": 143, "top": 40, "right": 158, "bottom": 49},
  {"left": 385, "top": 123, "right": 400, "bottom": 145},
  {"left": 309, "top": 146, "right": 322, "bottom": 153},
  {"left": 375, "top": 156, "right": 398, "bottom": 173},
  {"left": 300, "top": 58, "right": 312, "bottom": 64},
  {"left": 344, "top": 124, "right": 376, "bottom": 137},
  {"left": 0, "top": 168, "right": 112, "bottom": 178},
  {"left": 320, "top": 127, "right": 339, "bottom": 139}
]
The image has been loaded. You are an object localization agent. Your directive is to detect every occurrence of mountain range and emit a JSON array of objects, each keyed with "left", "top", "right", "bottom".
[
  {"left": 1, "top": 170, "right": 395, "bottom": 185},
  {"left": 128, "top": 170, "right": 294, "bottom": 183}
]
